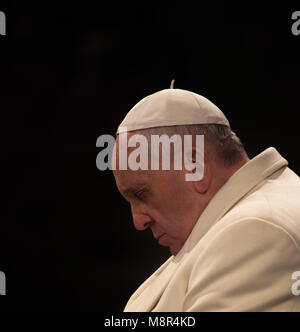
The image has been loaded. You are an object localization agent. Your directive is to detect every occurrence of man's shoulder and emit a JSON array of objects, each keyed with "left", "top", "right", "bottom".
[
  {"left": 186, "top": 216, "right": 300, "bottom": 292},
  {"left": 211, "top": 217, "right": 300, "bottom": 253},
  {"left": 184, "top": 216, "right": 300, "bottom": 312},
  {"left": 219, "top": 167, "right": 300, "bottom": 248}
]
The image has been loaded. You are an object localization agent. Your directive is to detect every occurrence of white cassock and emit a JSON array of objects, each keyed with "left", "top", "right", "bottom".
[{"left": 124, "top": 147, "right": 300, "bottom": 312}]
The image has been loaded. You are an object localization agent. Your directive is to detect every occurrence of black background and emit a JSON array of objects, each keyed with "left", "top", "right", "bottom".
[{"left": 0, "top": 1, "right": 299, "bottom": 311}]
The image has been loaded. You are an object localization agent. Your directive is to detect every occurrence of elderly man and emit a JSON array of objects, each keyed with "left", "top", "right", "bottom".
[{"left": 112, "top": 86, "right": 300, "bottom": 312}]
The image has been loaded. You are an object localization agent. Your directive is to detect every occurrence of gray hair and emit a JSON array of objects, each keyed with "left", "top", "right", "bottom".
[{"left": 139, "top": 124, "right": 248, "bottom": 168}]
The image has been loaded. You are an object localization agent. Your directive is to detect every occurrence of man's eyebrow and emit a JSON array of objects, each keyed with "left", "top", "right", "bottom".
[{"left": 122, "top": 185, "right": 148, "bottom": 196}]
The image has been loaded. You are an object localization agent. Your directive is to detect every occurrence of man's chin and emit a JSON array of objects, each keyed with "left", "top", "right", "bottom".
[
  {"left": 169, "top": 244, "right": 182, "bottom": 256},
  {"left": 157, "top": 235, "right": 182, "bottom": 255}
]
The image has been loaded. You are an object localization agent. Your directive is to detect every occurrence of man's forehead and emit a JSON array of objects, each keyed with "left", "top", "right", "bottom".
[
  {"left": 113, "top": 163, "right": 151, "bottom": 183},
  {"left": 115, "top": 133, "right": 142, "bottom": 157},
  {"left": 116, "top": 131, "right": 147, "bottom": 145}
]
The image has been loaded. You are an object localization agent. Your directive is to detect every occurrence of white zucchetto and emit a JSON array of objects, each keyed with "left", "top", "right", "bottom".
[{"left": 117, "top": 87, "right": 230, "bottom": 134}]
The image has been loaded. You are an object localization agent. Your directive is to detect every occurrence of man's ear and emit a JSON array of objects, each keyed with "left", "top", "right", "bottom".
[
  {"left": 184, "top": 147, "right": 212, "bottom": 194},
  {"left": 193, "top": 155, "right": 211, "bottom": 194}
]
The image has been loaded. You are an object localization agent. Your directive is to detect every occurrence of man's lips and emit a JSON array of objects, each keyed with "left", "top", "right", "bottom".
[{"left": 154, "top": 233, "right": 165, "bottom": 241}]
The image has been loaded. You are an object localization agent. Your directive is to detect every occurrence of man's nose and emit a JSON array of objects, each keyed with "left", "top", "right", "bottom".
[{"left": 131, "top": 206, "right": 152, "bottom": 231}]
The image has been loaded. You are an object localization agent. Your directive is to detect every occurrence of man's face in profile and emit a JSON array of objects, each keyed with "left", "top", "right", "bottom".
[{"left": 112, "top": 133, "right": 202, "bottom": 255}]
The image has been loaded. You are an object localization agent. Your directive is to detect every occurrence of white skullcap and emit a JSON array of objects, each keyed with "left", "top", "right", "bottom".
[{"left": 117, "top": 88, "right": 230, "bottom": 134}]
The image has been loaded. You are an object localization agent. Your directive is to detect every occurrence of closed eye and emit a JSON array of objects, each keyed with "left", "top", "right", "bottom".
[
  {"left": 134, "top": 189, "right": 147, "bottom": 200},
  {"left": 121, "top": 186, "right": 149, "bottom": 201}
]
